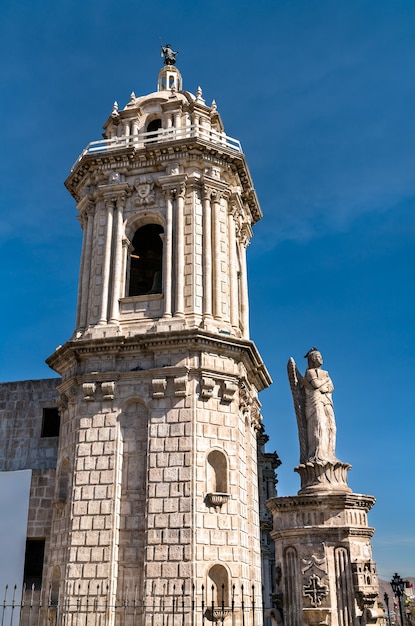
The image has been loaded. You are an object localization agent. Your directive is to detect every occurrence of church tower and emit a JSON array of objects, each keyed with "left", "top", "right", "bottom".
[{"left": 46, "top": 49, "right": 273, "bottom": 625}]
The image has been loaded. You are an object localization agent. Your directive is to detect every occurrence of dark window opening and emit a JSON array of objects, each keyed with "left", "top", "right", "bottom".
[
  {"left": 23, "top": 539, "right": 45, "bottom": 589},
  {"left": 146, "top": 119, "right": 162, "bottom": 142},
  {"left": 41, "top": 407, "right": 60, "bottom": 438},
  {"left": 129, "top": 224, "right": 163, "bottom": 297}
]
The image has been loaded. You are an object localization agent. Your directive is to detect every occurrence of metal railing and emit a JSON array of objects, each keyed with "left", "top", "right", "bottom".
[
  {"left": 1, "top": 582, "right": 274, "bottom": 626},
  {"left": 70, "top": 126, "right": 242, "bottom": 172}
]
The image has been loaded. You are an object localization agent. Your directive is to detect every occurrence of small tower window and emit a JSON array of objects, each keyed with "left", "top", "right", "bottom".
[
  {"left": 41, "top": 407, "right": 60, "bottom": 438},
  {"left": 23, "top": 539, "right": 45, "bottom": 589},
  {"left": 128, "top": 224, "right": 163, "bottom": 297}
]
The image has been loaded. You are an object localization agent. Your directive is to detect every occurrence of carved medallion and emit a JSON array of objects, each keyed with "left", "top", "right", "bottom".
[{"left": 134, "top": 176, "right": 155, "bottom": 205}]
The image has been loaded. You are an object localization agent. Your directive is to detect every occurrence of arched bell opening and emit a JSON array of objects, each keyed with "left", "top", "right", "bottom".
[{"left": 128, "top": 224, "right": 164, "bottom": 297}]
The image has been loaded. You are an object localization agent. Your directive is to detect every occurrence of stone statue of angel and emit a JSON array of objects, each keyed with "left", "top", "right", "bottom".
[{"left": 287, "top": 348, "right": 338, "bottom": 465}]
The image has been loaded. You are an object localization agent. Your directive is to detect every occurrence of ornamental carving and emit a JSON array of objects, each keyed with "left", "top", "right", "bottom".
[
  {"left": 221, "top": 380, "right": 237, "bottom": 403},
  {"left": 109, "top": 171, "right": 121, "bottom": 183},
  {"left": 303, "top": 574, "right": 328, "bottom": 607},
  {"left": 101, "top": 381, "right": 115, "bottom": 401},
  {"left": 201, "top": 377, "right": 215, "bottom": 399},
  {"left": 82, "top": 383, "right": 96, "bottom": 402},
  {"left": 152, "top": 378, "right": 167, "bottom": 399},
  {"left": 134, "top": 176, "right": 155, "bottom": 205},
  {"left": 302, "top": 554, "right": 327, "bottom": 576},
  {"left": 174, "top": 375, "right": 187, "bottom": 397}
]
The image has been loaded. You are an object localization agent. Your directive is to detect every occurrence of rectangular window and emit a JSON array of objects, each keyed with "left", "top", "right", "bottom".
[
  {"left": 41, "top": 407, "right": 60, "bottom": 437},
  {"left": 23, "top": 539, "right": 45, "bottom": 589}
]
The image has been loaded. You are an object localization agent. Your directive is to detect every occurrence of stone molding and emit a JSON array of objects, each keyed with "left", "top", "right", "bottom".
[
  {"left": 47, "top": 329, "right": 272, "bottom": 392},
  {"left": 267, "top": 492, "right": 376, "bottom": 515},
  {"left": 205, "top": 492, "right": 230, "bottom": 510}
]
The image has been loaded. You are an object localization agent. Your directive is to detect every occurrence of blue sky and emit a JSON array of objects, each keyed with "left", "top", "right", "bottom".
[{"left": 0, "top": 0, "right": 414, "bottom": 582}]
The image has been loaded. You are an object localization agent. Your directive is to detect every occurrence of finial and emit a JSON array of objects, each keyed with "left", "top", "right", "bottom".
[
  {"left": 211, "top": 99, "right": 217, "bottom": 112},
  {"left": 130, "top": 91, "right": 136, "bottom": 101},
  {"left": 161, "top": 43, "right": 178, "bottom": 66},
  {"left": 196, "top": 86, "right": 205, "bottom": 103},
  {"left": 111, "top": 101, "right": 119, "bottom": 118}
]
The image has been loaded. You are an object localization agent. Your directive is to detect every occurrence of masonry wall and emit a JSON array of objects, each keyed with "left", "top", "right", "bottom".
[{"left": 0, "top": 378, "right": 60, "bottom": 471}]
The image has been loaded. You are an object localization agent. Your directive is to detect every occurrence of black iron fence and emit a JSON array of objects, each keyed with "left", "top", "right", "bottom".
[{"left": 1, "top": 582, "right": 277, "bottom": 626}]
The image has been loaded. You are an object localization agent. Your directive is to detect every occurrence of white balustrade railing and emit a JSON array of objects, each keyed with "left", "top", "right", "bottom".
[{"left": 70, "top": 125, "right": 242, "bottom": 171}]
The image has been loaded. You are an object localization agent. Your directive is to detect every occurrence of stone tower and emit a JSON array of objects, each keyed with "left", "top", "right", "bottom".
[{"left": 45, "top": 52, "right": 273, "bottom": 625}]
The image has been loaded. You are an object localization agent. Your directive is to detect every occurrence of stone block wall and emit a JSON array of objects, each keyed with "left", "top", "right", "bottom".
[{"left": 0, "top": 378, "right": 60, "bottom": 471}]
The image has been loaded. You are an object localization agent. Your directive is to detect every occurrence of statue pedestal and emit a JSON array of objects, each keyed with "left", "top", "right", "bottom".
[
  {"left": 295, "top": 460, "right": 352, "bottom": 494},
  {"left": 266, "top": 486, "right": 381, "bottom": 626}
]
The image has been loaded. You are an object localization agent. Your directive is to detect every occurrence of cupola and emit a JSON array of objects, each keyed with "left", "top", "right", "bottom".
[{"left": 158, "top": 44, "right": 182, "bottom": 92}]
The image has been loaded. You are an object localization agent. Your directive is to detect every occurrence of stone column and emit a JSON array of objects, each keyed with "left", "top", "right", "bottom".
[
  {"left": 120, "top": 237, "right": 130, "bottom": 299},
  {"left": 228, "top": 206, "right": 239, "bottom": 331},
  {"left": 163, "top": 188, "right": 174, "bottom": 318},
  {"left": 77, "top": 203, "right": 95, "bottom": 332},
  {"left": 109, "top": 196, "right": 124, "bottom": 324},
  {"left": 98, "top": 199, "right": 114, "bottom": 325},
  {"left": 175, "top": 184, "right": 185, "bottom": 317},
  {"left": 211, "top": 190, "right": 222, "bottom": 320},
  {"left": 239, "top": 234, "right": 250, "bottom": 337},
  {"left": 202, "top": 187, "right": 213, "bottom": 319}
]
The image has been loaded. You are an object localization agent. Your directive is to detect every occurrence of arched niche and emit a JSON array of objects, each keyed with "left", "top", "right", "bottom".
[
  {"left": 205, "top": 450, "right": 230, "bottom": 510},
  {"left": 50, "top": 566, "right": 61, "bottom": 606},
  {"left": 207, "top": 450, "right": 228, "bottom": 493},
  {"left": 207, "top": 564, "right": 230, "bottom": 608},
  {"left": 56, "top": 457, "right": 70, "bottom": 504}
]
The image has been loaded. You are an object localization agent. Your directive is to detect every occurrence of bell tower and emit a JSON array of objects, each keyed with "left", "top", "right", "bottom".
[{"left": 46, "top": 49, "right": 272, "bottom": 625}]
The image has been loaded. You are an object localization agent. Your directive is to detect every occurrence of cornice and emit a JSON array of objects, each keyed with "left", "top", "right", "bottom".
[
  {"left": 46, "top": 328, "right": 272, "bottom": 390},
  {"left": 270, "top": 526, "right": 376, "bottom": 541},
  {"left": 65, "top": 137, "right": 262, "bottom": 223},
  {"left": 266, "top": 492, "right": 376, "bottom": 513}
]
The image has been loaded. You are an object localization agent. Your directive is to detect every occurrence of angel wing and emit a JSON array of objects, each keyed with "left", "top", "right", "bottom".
[{"left": 287, "top": 357, "right": 307, "bottom": 464}]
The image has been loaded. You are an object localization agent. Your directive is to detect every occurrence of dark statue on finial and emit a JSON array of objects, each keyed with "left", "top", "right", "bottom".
[{"left": 161, "top": 44, "right": 178, "bottom": 66}]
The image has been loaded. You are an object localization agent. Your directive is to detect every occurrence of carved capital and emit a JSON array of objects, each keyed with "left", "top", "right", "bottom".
[
  {"left": 177, "top": 182, "right": 186, "bottom": 199},
  {"left": 104, "top": 197, "right": 116, "bottom": 210}
]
